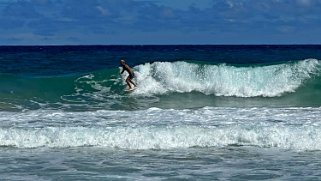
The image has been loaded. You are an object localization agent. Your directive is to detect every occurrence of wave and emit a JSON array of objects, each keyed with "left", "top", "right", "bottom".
[
  {"left": 1, "top": 107, "right": 321, "bottom": 151},
  {"left": 1, "top": 125, "right": 321, "bottom": 150},
  {"left": 133, "top": 58, "right": 321, "bottom": 97},
  {"left": 0, "top": 59, "right": 321, "bottom": 110}
]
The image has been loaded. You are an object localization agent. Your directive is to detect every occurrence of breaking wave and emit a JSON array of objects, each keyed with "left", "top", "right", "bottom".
[
  {"left": 133, "top": 59, "right": 320, "bottom": 97},
  {"left": 1, "top": 107, "right": 321, "bottom": 151},
  {"left": 1, "top": 59, "right": 321, "bottom": 110}
]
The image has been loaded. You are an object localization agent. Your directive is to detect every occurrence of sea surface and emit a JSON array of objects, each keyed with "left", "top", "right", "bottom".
[{"left": 1, "top": 45, "right": 321, "bottom": 180}]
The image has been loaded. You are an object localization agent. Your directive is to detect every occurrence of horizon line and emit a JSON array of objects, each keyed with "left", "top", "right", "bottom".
[{"left": 1, "top": 43, "right": 321, "bottom": 46}]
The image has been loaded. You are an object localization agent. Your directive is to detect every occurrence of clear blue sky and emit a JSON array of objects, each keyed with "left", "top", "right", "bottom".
[{"left": 0, "top": 0, "right": 320, "bottom": 45}]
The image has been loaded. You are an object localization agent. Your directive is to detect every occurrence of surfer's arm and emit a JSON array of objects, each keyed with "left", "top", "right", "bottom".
[{"left": 120, "top": 67, "right": 125, "bottom": 74}]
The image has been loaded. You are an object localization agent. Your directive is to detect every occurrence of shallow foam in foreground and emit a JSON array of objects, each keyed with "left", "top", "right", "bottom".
[{"left": 1, "top": 107, "right": 321, "bottom": 151}]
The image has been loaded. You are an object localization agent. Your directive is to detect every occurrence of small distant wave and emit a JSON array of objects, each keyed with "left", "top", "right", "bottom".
[{"left": 132, "top": 59, "right": 321, "bottom": 97}]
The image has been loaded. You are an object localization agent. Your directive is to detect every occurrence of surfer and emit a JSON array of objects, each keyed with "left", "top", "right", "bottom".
[{"left": 120, "top": 59, "right": 136, "bottom": 90}]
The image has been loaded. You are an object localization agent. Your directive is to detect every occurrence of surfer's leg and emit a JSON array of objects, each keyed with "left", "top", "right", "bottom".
[
  {"left": 126, "top": 77, "right": 132, "bottom": 89},
  {"left": 128, "top": 74, "right": 136, "bottom": 87},
  {"left": 129, "top": 78, "right": 136, "bottom": 87}
]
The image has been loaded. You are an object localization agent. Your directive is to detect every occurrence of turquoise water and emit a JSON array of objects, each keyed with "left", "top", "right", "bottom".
[
  {"left": 1, "top": 59, "right": 321, "bottom": 110},
  {"left": 1, "top": 45, "right": 321, "bottom": 180}
]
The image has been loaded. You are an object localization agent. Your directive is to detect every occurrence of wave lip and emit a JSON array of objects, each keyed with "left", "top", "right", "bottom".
[{"left": 133, "top": 59, "right": 320, "bottom": 97}]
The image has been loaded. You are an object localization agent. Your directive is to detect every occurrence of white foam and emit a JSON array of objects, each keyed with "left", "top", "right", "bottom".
[
  {"left": 132, "top": 59, "right": 320, "bottom": 97},
  {"left": 1, "top": 124, "right": 321, "bottom": 150},
  {"left": 61, "top": 72, "right": 123, "bottom": 104},
  {"left": 1, "top": 107, "right": 321, "bottom": 151}
]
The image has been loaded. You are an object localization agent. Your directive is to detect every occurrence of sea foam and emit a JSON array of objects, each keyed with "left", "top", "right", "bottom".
[
  {"left": 1, "top": 107, "right": 321, "bottom": 151},
  {"left": 1, "top": 122, "right": 321, "bottom": 151},
  {"left": 132, "top": 59, "right": 320, "bottom": 97}
]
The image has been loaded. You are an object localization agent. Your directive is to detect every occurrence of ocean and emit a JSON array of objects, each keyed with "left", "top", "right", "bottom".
[{"left": 1, "top": 45, "right": 321, "bottom": 180}]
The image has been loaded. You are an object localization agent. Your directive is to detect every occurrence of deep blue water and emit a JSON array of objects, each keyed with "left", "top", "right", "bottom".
[
  {"left": 1, "top": 45, "right": 321, "bottom": 180},
  {"left": 1, "top": 45, "right": 321, "bottom": 75}
]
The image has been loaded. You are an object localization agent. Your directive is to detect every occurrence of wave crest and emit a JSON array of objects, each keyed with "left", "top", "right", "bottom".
[{"left": 132, "top": 59, "right": 320, "bottom": 97}]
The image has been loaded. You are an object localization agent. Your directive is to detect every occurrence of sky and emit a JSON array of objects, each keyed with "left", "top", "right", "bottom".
[{"left": 0, "top": 0, "right": 321, "bottom": 45}]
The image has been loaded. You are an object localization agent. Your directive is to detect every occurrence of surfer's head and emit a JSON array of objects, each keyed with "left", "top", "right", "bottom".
[{"left": 120, "top": 59, "right": 125, "bottom": 65}]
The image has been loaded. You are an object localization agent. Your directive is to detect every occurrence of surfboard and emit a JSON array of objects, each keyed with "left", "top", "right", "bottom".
[{"left": 125, "top": 87, "right": 136, "bottom": 92}]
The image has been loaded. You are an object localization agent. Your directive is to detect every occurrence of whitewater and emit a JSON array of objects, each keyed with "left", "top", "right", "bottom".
[
  {"left": 1, "top": 107, "right": 321, "bottom": 151},
  {"left": 132, "top": 58, "right": 320, "bottom": 97}
]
